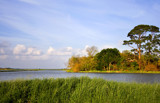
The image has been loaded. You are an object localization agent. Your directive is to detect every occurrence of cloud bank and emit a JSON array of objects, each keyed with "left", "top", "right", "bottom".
[{"left": 0, "top": 42, "right": 92, "bottom": 68}]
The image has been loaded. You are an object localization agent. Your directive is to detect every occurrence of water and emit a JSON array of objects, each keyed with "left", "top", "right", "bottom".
[{"left": 0, "top": 70, "right": 160, "bottom": 83}]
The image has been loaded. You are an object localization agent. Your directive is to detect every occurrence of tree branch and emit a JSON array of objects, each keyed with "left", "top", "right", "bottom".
[{"left": 128, "top": 44, "right": 138, "bottom": 52}]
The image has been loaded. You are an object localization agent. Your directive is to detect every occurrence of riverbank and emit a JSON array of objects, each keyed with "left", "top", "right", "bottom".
[
  {"left": 67, "top": 69, "right": 160, "bottom": 74},
  {"left": 0, "top": 77, "right": 160, "bottom": 103},
  {"left": 0, "top": 68, "right": 66, "bottom": 72}
]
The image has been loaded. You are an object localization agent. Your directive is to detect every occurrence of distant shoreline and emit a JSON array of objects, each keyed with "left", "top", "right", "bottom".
[
  {"left": 66, "top": 70, "right": 160, "bottom": 74},
  {"left": 1, "top": 68, "right": 160, "bottom": 74},
  {"left": 0, "top": 68, "right": 67, "bottom": 72}
]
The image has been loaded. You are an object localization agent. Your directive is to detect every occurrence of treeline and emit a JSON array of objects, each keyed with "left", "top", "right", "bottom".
[
  {"left": 68, "top": 24, "right": 160, "bottom": 72},
  {"left": 68, "top": 47, "right": 160, "bottom": 72}
]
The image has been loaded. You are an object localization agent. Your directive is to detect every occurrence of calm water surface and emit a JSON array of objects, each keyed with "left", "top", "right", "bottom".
[{"left": 0, "top": 70, "right": 160, "bottom": 83}]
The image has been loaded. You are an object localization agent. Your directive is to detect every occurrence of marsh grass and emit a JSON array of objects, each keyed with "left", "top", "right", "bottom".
[
  {"left": 67, "top": 69, "right": 160, "bottom": 74},
  {"left": 0, "top": 77, "right": 160, "bottom": 103}
]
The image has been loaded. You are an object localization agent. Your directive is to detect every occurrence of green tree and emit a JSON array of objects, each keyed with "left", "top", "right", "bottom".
[
  {"left": 121, "top": 50, "right": 136, "bottom": 61},
  {"left": 142, "top": 33, "right": 160, "bottom": 64},
  {"left": 118, "top": 50, "right": 139, "bottom": 70},
  {"left": 123, "top": 24, "right": 159, "bottom": 69},
  {"left": 95, "top": 48, "right": 121, "bottom": 71},
  {"left": 143, "top": 34, "right": 160, "bottom": 55}
]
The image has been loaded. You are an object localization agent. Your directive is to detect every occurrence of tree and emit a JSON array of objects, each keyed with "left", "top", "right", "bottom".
[
  {"left": 79, "top": 56, "right": 97, "bottom": 71},
  {"left": 143, "top": 34, "right": 160, "bottom": 55},
  {"left": 67, "top": 55, "right": 80, "bottom": 72},
  {"left": 95, "top": 48, "right": 121, "bottom": 71},
  {"left": 86, "top": 46, "right": 98, "bottom": 57},
  {"left": 119, "top": 50, "right": 139, "bottom": 71},
  {"left": 158, "top": 59, "right": 160, "bottom": 68},
  {"left": 123, "top": 24, "right": 159, "bottom": 69},
  {"left": 67, "top": 46, "right": 98, "bottom": 72},
  {"left": 121, "top": 50, "right": 136, "bottom": 61},
  {"left": 143, "top": 33, "right": 160, "bottom": 64}
]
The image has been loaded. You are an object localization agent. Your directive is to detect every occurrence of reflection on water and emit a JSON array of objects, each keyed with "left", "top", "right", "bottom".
[{"left": 0, "top": 70, "right": 160, "bottom": 83}]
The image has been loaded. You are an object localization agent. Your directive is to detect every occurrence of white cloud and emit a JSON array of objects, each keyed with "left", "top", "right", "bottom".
[
  {"left": 0, "top": 48, "right": 5, "bottom": 54},
  {"left": 47, "top": 47, "right": 55, "bottom": 55},
  {"left": 0, "top": 44, "right": 99, "bottom": 68},
  {"left": 66, "top": 47, "right": 73, "bottom": 51},
  {"left": 73, "top": 45, "right": 89, "bottom": 56},
  {"left": 13, "top": 44, "right": 41, "bottom": 56},
  {"left": 47, "top": 45, "right": 91, "bottom": 57},
  {"left": 26, "top": 48, "right": 41, "bottom": 55},
  {"left": 13, "top": 44, "right": 26, "bottom": 55},
  {"left": 47, "top": 47, "right": 72, "bottom": 56},
  {"left": 12, "top": 45, "right": 71, "bottom": 61}
]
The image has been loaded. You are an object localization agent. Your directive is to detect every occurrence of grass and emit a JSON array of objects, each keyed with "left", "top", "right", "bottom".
[
  {"left": 67, "top": 69, "right": 160, "bottom": 74},
  {"left": 0, "top": 77, "right": 160, "bottom": 103}
]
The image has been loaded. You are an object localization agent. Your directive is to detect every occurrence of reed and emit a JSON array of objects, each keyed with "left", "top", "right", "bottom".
[{"left": 0, "top": 77, "right": 160, "bottom": 103}]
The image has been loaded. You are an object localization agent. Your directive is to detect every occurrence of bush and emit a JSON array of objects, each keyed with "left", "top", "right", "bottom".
[
  {"left": 145, "top": 64, "right": 158, "bottom": 71},
  {"left": 72, "top": 64, "right": 80, "bottom": 72},
  {"left": 130, "top": 62, "right": 139, "bottom": 70}
]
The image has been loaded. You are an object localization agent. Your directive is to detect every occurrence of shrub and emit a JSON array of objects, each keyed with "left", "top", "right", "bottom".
[
  {"left": 72, "top": 63, "right": 80, "bottom": 72},
  {"left": 145, "top": 64, "right": 158, "bottom": 71}
]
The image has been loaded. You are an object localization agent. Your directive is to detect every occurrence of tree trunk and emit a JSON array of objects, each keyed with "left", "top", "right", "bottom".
[
  {"left": 138, "top": 47, "right": 141, "bottom": 70},
  {"left": 138, "top": 49, "right": 141, "bottom": 60},
  {"left": 109, "top": 63, "right": 111, "bottom": 71}
]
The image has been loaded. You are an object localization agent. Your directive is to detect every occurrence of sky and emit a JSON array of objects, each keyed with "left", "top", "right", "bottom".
[{"left": 0, "top": 0, "right": 160, "bottom": 69}]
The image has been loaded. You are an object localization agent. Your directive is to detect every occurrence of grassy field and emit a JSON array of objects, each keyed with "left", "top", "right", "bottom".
[{"left": 0, "top": 77, "right": 160, "bottom": 103}]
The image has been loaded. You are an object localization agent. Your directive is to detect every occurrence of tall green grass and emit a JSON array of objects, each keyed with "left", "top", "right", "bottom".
[{"left": 0, "top": 77, "right": 160, "bottom": 103}]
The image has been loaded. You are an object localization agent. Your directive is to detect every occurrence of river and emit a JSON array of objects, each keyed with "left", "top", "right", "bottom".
[{"left": 0, "top": 70, "right": 160, "bottom": 83}]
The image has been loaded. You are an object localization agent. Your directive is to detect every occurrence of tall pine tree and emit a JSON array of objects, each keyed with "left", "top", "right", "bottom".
[{"left": 123, "top": 24, "right": 159, "bottom": 69}]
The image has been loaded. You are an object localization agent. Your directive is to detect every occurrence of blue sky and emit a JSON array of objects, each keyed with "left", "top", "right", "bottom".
[{"left": 0, "top": 0, "right": 160, "bottom": 69}]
